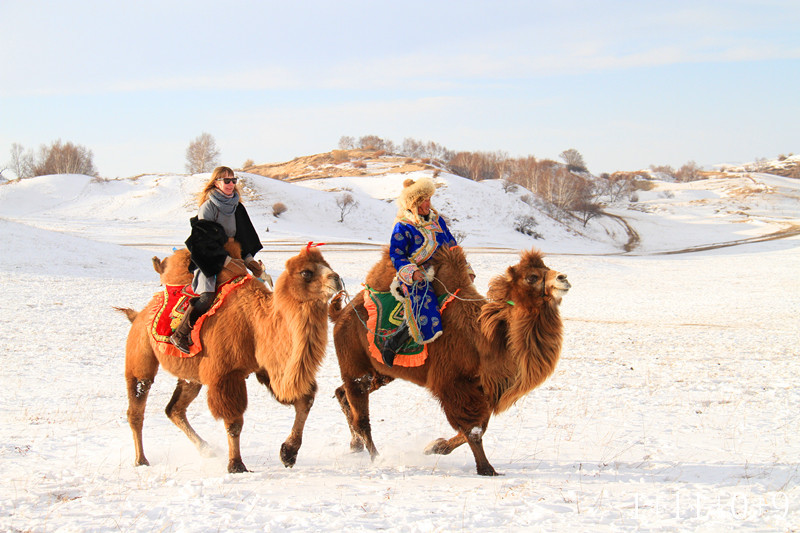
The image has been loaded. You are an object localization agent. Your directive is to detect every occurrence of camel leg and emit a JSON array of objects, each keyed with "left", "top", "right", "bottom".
[
  {"left": 124, "top": 332, "right": 159, "bottom": 468},
  {"left": 335, "top": 385, "right": 364, "bottom": 452},
  {"left": 165, "top": 379, "right": 213, "bottom": 457},
  {"left": 223, "top": 418, "right": 247, "bottom": 473},
  {"left": 424, "top": 432, "right": 468, "bottom": 456},
  {"left": 335, "top": 373, "right": 394, "bottom": 453},
  {"left": 465, "top": 427, "right": 500, "bottom": 477},
  {"left": 279, "top": 384, "right": 317, "bottom": 468},
  {"left": 207, "top": 372, "right": 249, "bottom": 473},
  {"left": 436, "top": 377, "right": 499, "bottom": 476},
  {"left": 126, "top": 376, "right": 153, "bottom": 467},
  {"left": 341, "top": 375, "right": 380, "bottom": 460}
]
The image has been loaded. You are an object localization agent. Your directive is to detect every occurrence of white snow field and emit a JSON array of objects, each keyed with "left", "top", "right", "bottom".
[{"left": 1, "top": 168, "right": 798, "bottom": 532}]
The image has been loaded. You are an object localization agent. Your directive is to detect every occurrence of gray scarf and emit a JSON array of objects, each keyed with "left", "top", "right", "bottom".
[{"left": 208, "top": 189, "right": 239, "bottom": 217}]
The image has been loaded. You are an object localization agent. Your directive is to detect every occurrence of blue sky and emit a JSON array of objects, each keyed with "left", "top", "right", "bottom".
[{"left": 2, "top": 0, "right": 798, "bottom": 178}]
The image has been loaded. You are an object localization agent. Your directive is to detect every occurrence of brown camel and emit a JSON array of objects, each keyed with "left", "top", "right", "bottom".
[
  {"left": 329, "top": 245, "right": 570, "bottom": 476},
  {"left": 119, "top": 244, "right": 342, "bottom": 473}
]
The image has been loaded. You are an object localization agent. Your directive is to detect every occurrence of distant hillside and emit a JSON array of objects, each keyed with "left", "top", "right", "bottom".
[
  {"left": 244, "top": 149, "right": 440, "bottom": 182},
  {"left": 721, "top": 154, "right": 800, "bottom": 179}
]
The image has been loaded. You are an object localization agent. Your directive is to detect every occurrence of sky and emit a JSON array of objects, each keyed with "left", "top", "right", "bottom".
[{"left": 1, "top": 0, "right": 799, "bottom": 178}]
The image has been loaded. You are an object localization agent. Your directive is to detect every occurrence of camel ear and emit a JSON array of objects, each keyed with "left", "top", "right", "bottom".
[
  {"left": 504, "top": 265, "right": 516, "bottom": 282},
  {"left": 152, "top": 256, "right": 165, "bottom": 275}
]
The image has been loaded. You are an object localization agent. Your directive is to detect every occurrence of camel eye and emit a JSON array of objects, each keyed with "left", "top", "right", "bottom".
[
  {"left": 300, "top": 270, "right": 313, "bottom": 281},
  {"left": 525, "top": 274, "right": 538, "bottom": 285}
]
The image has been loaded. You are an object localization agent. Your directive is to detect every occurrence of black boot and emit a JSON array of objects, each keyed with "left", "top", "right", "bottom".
[
  {"left": 380, "top": 323, "right": 411, "bottom": 367},
  {"left": 169, "top": 303, "right": 195, "bottom": 354},
  {"left": 169, "top": 292, "right": 214, "bottom": 354}
]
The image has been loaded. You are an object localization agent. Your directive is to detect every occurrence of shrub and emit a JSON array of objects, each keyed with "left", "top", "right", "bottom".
[
  {"left": 514, "top": 215, "right": 542, "bottom": 238},
  {"left": 502, "top": 179, "right": 518, "bottom": 193},
  {"left": 272, "top": 202, "right": 287, "bottom": 217},
  {"left": 242, "top": 159, "right": 255, "bottom": 169},
  {"left": 353, "top": 160, "right": 367, "bottom": 169},
  {"left": 675, "top": 161, "right": 702, "bottom": 182},
  {"left": 373, "top": 149, "right": 386, "bottom": 157},
  {"left": 332, "top": 150, "right": 350, "bottom": 163}
]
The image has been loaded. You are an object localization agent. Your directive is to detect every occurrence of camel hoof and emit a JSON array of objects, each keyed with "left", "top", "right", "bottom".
[
  {"left": 227, "top": 459, "right": 249, "bottom": 473},
  {"left": 134, "top": 457, "right": 150, "bottom": 467},
  {"left": 477, "top": 466, "right": 502, "bottom": 477},
  {"left": 280, "top": 443, "right": 298, "bottom": 468},
  {"left": 349, "top": 438, "right": 365, "bottom": 453},
  {"left": 424, "top": 438, "right": 451, "bottom": 456}
]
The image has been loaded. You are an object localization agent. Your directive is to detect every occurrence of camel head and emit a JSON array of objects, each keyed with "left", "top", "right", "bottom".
[
  {"left": 276, "top": 245, "right": 343, "bottom": 303},
  {"left": 489, "top": 249, "right": 571, "bottom": 307},
  {"left": 152, "top": 248, "right": 193, "bottom": 286}
]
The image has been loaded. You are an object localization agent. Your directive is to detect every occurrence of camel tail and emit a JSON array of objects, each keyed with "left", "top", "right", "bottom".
[
  {"left": 114, "top": 306, "right": 139, "bottom": 323},
  {"left": 328, "top": 291, "right": 346, "bottom": 323}
]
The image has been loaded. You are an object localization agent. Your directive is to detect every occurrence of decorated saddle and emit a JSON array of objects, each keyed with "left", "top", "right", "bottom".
[
  {"left": 148, "top": 275, "right": 250, "bottom": 358},
  {"left": 363, "top": 286, "right": 457, "bottom": 368}
]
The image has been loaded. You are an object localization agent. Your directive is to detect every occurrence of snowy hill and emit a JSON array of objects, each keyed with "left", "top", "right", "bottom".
[{"left": 1, "top": 159, "right": 798, "bottom": 257}]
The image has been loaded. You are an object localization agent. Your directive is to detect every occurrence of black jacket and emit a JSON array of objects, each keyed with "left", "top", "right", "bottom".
[{"left": 185, "top": 203, "right": 263, "bottom": 277}]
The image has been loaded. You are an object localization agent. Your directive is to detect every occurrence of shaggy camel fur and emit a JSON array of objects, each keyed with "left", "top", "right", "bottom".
[
  {"left": 120, "top": 245, "right": 342, "bottom": 473},
  {"left": 329, "top": 246, "right": 570, "bottom": 476}
]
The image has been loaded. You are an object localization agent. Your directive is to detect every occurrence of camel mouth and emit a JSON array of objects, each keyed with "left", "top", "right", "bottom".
[
  {"left": 552, "top": 280, "right": 571, "bottom": 295},
  {"left": 324, "top": 274, "right": 344, "bottom": 296}
]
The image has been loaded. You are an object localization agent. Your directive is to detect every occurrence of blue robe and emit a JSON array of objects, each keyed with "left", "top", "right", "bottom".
[{"left": 389, "top": 210, "right": 460, "bottom": 344}]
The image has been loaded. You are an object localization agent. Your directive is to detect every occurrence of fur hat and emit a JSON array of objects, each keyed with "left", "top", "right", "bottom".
[{"left": 396, "top": 177, "right": 436, "bottom": 212}]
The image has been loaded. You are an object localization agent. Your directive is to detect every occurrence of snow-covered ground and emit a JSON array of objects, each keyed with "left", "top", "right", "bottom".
[{"left": 1, "top": 170, "right": 798, "bottom": 531}]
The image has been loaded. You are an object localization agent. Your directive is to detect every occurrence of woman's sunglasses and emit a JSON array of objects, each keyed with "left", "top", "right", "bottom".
[{"left": 216, "top": 177, "right": 238, "bottom": 184}]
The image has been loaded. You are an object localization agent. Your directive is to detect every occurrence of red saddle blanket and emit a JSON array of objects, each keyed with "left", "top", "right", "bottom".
[
  {"left": 363, "top": 287, "right": 457, "bottom": 368},
  {"left": 149, "top": 275, "right": 250, "bottom": 358}
]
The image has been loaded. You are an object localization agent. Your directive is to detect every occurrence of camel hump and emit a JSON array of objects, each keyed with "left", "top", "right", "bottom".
[
  {"left": 114, "top": 306, "right": 139, "bottom": 323},
  {"left": 364, "top": 246, "right": 396, "bottom": 292}
]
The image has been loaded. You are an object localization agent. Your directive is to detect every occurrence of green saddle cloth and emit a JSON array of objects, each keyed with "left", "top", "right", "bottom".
[{"left": 366, "top": 288, "right": 450, "bottom": 356}]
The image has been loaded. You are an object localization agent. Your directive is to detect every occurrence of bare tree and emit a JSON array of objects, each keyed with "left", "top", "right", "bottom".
[
  {"left": 185, "top": 132, "right": 220, "bottom": 174},
  {"left": 338, "top": 136, "right": 355, "bottom": 150},
  {"left": 336, "top": 192, "right": 358, "bottom": 222},
  {"left": 29, "top": 140, "right": 97, "bottom": 176},
  {"left": 559, "top": 148, "right": 587, "bottom": 173},
  {"left": 602, "top": 173, "right": 636, "bottom": 202},
  {"left": 573, "top": 200, "right": 602, "bottom": 227},
  {"left": 8, "top": 143, "right": 33, "bottom": 178},
  {"left": 357, "top": 135, "right": 384, "bottom": 150}
]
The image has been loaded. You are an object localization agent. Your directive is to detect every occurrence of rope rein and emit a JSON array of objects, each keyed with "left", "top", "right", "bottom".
[{"left": 333, "top": 267, "right": 553, "bottom": 338}]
